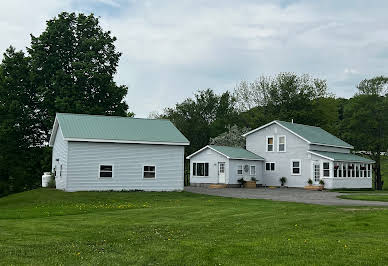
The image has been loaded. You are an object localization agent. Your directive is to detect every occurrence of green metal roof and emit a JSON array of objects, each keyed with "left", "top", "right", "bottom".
[
  {"left": 55, "top": 113, "right": 189, "bottom": 145},
  {"left": 209, "top": 145, "right": 264, "bottom": 160},
  {"left": 276, "top": 120, "right": 353, "bottom": 148},
  {"left": 310, "top": 150, "right": 375, "bottom": 163}
]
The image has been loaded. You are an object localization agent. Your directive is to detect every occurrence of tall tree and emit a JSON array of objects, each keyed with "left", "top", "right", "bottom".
[
  {"left": 162, "top": 89, "right": 237, "bottom": 155},
  {"left": 0, "top": 47, "right": 41, "bottom": 196},
  {"left": 210, "top": 125, "right": 250, "bottom": 148},
  {"left": 342, "top": 76, "right": 388, "bottom": 190},
  {"left": 234, "top": 73, "right": 336, "bottom": 131},
  {"left": 28, "top": 12, "right": 129, "bottom": 142}
]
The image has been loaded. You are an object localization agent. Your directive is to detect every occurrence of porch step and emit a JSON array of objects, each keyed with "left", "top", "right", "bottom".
[{"left": 208, "top": 184, "right": 228, "bottom": 189}]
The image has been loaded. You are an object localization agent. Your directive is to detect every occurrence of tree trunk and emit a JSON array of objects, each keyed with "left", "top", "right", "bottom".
[{"left": 375, "top": 155, "right": 383, "bottom": 190}]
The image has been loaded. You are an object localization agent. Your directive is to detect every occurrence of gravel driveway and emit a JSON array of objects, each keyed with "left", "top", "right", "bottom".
[{"left": 185, "top": 186, "right": 388, "bottom": 206}]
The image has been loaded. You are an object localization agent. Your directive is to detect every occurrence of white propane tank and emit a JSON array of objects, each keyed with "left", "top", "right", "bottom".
[{"left": 42, "top": 172, "right": 52, "bottom": 187}]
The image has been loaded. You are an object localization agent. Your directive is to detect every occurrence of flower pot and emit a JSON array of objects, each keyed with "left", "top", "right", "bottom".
[{"left": 244, "top": 181, "right": 257, "bottom": 188}]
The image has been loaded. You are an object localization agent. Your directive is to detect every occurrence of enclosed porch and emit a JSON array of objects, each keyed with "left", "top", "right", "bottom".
[{"left": 308, "top": 151, "right": 375, "bottom": 189}]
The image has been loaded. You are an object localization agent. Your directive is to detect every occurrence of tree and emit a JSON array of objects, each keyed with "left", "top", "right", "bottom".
[
  {"left": 0, "top": 47, "right": 41, "bottom": 196},
  {"left": 210, "top": 125, "right": 250, "bottom": 148},
  {"left": 162, "top": 89, "right": 238, "bottom": 155},
  {"left": 342, "top": 77, "right": 388, "bottom": 190},
  {"left": 234, "top": 73, "right": 335, "bottom": 130},
  {"left": 28, "top": 12, "right": 129, "bottom": 142}
]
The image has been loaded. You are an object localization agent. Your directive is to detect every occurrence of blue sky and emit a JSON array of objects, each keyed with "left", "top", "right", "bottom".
[{"left": 1, "top": 0, "right": 387, "bottom": 117}]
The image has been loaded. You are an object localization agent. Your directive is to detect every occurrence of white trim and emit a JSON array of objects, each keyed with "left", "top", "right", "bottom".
[
  {"left": 307, "top": 151, "right": 334, "bottom": 161},
  {"left": 250, "top": 165, "right": 256, "bottom": 175},
  {"left": 66, "top": 138, "right": 189, "bottom": 146},
  {"left": 266, "top": 136, "right": 275, "bottom": 152},
  {"left": 277, "top": 135, "right": 286, "bottom": 152},
  {"left": 49, "top": 117, "right": 59, "bottom": 147},
  {"left": 98, "top": 164, "right": 114, "bottom": 179},
  {"left": 186, "top": 145, "right": 264, "bottom": 161},
  {"left": 290, "top": 159, "right": 301, "bottom": 176},
  {"left": 142, "top": 164, "right": 156, "bottom": 179},
  {"left": 242, "top": 120, "right": 354, "bottom": 149},
  {"left": 265, "top": 162, "right": 275, "bottom": 171}
]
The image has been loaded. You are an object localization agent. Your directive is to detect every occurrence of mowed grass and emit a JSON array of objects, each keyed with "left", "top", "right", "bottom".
[
  {"left": 2, "top": 190, "right": 388, "bottom": 265},
  {"left": 339, "top": 193, "right": 388, "bottom": 202}
]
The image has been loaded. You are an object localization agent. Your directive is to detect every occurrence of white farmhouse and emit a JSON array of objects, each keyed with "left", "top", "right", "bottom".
[
  {"left": 49, "top": 113, "right": 189, "bottom": 192},
  {"left": 188, "top": 120, "right": 374, "bottom": 189}
]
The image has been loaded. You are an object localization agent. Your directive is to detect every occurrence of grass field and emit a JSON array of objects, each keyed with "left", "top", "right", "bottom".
[
  {"left": 338, "top": 193, "right": 388, "bottom": 202},
  {"left": 2, "top": 189, "right": 388, "bottom": 265}
]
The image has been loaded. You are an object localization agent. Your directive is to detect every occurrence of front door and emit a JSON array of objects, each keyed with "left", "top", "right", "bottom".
[
  {"left": 218, "top": 162, "right": 226, "bottom": 183},
  {"left": 313, "top": 163, "right": 320, "bottom": 185}
]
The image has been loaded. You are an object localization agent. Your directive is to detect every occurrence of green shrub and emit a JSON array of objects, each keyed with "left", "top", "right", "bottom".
[
  {"left": 280, "top": 177, "right": 287, "bottom": 186},
  {"left": 307, "top": 179, "right": 313, "bottom": 185}
]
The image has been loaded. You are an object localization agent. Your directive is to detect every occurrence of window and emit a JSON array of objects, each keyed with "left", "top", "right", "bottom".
[
  {"left": 237, "top": 165, "right": 243, "bottom": 175},
  {"left": 291, "top": 160, "right": 301, "bottom": 175},
  {"left": 250, "top": 165, "right": 256, "bottom": 175},
  {"left": 143, "top": 165, "right": 156, "bottom": 178},
  {"left": 368, "top": 164, "right": 371, "bottom": 177},
  {"left": 266, "top": 136, "right": 274, "bottom": 152},
  {"left": 278, "top": 136, "right": 286, "bottom": 152},
  {"left": 99, "top": 165, "right": 113, "bottom": 178},
  {"left": 323, "top": 162, "right": 330, "bottom": 177},
  {"left": 265, "top": 162, "right": 275, "bottom": 171},
  {"left": 334, "top": 163, "right": 338, "bottom": 177},
  {"left": 193, "top": 163, "right": 209, "bottom": 177}
]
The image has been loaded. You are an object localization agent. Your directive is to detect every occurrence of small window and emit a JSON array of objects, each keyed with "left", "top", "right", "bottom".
[
  {"left": 265, "top": 162, "right": 275, "bottom": 171},
  {"left": 99, "top": 165, "right": 113, "bottom": 178},
  {"left": 278, "top": 136, "right": 286, "bottom": 152},
  {"left": 291, "top": 160, "right": 301, "bottom": 175},
  {"left": 237, "top": 165, "right": 243, "bottom": 175},
  {"left": 267, "top": 137, "right": 274, "bottom": 152},
  {"left": 193, "top": 163, "right": 209, "bottom": 177},
  {"left": 143, "top": 165, "right": 156, "bottom": 178},
  {"left": 250, "top": 165, "right": 256, "bottom": 175},
  {"left": 323, "top": 162, "right": 330, "bottom": 177}
]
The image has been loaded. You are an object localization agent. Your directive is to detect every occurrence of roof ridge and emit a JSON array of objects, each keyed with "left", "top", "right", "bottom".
[
  {"left": 56, "top": 112, "right": 169, "bottom": 121},
  {"left": 276, "top": 120, "right": 321, "bottom": 129}
]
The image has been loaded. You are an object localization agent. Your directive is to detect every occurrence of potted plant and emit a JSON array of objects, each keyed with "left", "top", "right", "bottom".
[
  {"left": 280, "top": 177, "right": 287, "bottom": 187},
  {"left": 244, "top": 177, "right": 257, "bottom": 188},
  {"left": 304, "top": 178, "right": 316, "bottom": 190},
  {"left": 319, "top": 179, "right": 325, "bottom": 190},
  {"left": 237, "top": 178, "right": 245, "bottom": 188}
]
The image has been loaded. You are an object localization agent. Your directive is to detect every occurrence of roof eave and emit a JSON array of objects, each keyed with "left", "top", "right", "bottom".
[
  {"left": 65, "top": 138, "right": 190, "bottom": 146},
  {"left": 310, "top": 142, "right": 354, "bottom": 150}
]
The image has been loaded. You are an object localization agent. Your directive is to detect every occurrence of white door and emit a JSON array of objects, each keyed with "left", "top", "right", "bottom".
[
  {"left": 218, "top": 162, "right": 226, "bottom": 183},
  {"left": 313, "top": 163, "right": 320, "bottom": 184}
]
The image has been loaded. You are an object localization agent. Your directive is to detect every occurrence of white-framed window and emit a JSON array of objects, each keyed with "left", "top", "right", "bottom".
[
  {"left": 237, "top": 165, "right": 243, "bottom": 175},
  {"left": 278, "top": 135, "right": 286, "bottom": 152},
  {"left": 291, "top": 160, "right": 301, "bottom": 175},
  {"left": 265, "top": 162, "right": 275, "bottom": 171},
  {"left": 323, "top": 162, "right": 330, "bottom": 177},
  {"left": 193, "top": 162, "right": 209, "bottom": 177},
  {"left": 143, "top": 165, "right": 156, "bottom": 178},
  {"left": 99, "top": 164, "right": 113, "bottom": 178},
  {"left": 266, "top": 136, "right": 274, "bottom": 152},
  {"left": 250, "top": 165, "right": 256, "bottom": 175}
]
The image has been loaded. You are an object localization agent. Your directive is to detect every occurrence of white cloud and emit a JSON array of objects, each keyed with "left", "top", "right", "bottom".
[{"left": 1, "top": 0, "right": 388, "bottom": 117}]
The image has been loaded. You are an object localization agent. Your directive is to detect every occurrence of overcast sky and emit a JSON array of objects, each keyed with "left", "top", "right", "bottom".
[{"left": 1, "top": 0, "right": 387, "bottom": 117}]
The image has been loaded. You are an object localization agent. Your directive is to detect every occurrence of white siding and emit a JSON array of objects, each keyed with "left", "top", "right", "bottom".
[
  {"left": 228, "top": 160, "right": 263, "bottom": 184},
  {"left": 246, "top": 123, "right": 311, "bottom": 187},
  {"left": 66, "top": 142, "right": 184, "bottom": 191},
  {"left": 189, "top": 148, "right": 229, "bottom": 184},
  {"left": 309, "top": 144, "right": 351, "bottom": 153},
  {"left": 51, "top": 127, "right": 68, "bottom": 190}
]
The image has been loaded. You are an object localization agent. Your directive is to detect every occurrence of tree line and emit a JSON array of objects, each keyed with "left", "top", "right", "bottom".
[{"left": 0, "top": 12, "right": 387, "bottom": 196}]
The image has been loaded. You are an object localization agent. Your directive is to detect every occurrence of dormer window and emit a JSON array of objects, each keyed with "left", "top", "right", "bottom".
[{"left": 266, "top": 136, "right": 274, "bottom": 152}]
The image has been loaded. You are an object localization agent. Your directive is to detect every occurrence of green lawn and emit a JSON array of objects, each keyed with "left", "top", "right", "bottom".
[
  {"left": 338, "top": 193, "right": 388, "bottom": 202},
  {"left": 2, "top": 189, "right": 388, "bottom": 265}
]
